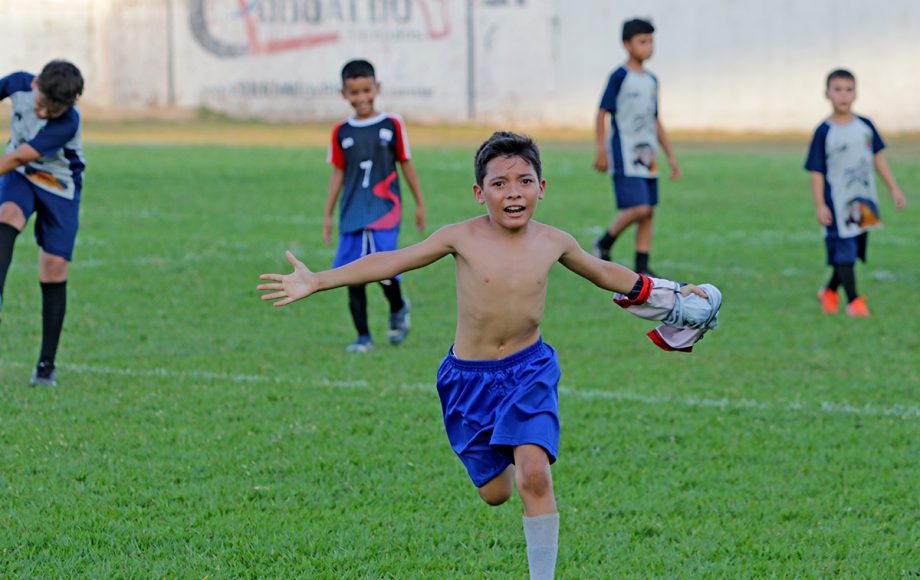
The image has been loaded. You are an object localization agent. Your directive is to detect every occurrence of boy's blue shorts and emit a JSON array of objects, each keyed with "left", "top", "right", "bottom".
[
  {"left": 613, "top": 174, "right": 658, "bottom": 209},
  {"left": 333, "top": 227, "right": 401, "bottom": 280},
  {"left": 0, "top": 171, "right": 80, "bottom": 261},
  {"left": 436, "top": 338, "right": 561, "bottom": 488},
  {"left": 825, "top": 231, "right": 868, "bottom": 265}
]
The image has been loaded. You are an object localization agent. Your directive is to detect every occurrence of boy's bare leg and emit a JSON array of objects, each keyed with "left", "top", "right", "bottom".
[
  {"left": 477, "top": 464, "right": 514, "bottom": 506},
  {"left": 606, "top": 204, "right": 653, "bottom": 238},
  {"left": 515, "top": 444, "right": 559, "bottom": 580},
  {"left": 514, "top": 445, "right": 555, "bottom": 515},
  {"left": 0, "top": 202, "right": 26, "bottom": 307},
  {"left": 634, "top": 210, "right": 654, "bottom": 253}
]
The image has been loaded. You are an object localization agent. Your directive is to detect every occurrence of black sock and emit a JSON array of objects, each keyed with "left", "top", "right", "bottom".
[
  {"left": 835, "top": 264, "right": 858, "bottom": 303},
  {"left": 597, "top": 232, "right": 617, "bottom": 251},
  {"left": 826, "top": 268, "right": 840, "bottom": 291},
  {"left": 0, "top": 223, "right": 20, "bottom": 299},
  {"left": 347, "top": 284, "right": 370, "bottom": 337},
  {"left": 379, "top": 278, "right": 406, "bottom": 313},
  {"left": 39, "top": 281, "right": 67, "bottom": 366},
  {"left": 635, "top": 251, "right": 649, "bottom": 273}
]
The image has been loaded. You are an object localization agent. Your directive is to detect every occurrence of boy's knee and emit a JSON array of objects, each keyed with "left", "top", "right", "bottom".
[
  {"left": 478, "top": 486, "right": 512, "bottom": 506},
  {"left": 635, "top": 205, "right": 654, "bottom": 220},
  {"left": 0, "top": 202, "right": 26, "bottom": 229},
  {"left": 515, "top": 461, "right": 552, "bottom": 498}
]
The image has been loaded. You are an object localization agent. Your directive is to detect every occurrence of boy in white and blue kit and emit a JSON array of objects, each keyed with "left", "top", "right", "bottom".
[
  {"left": 592, "top": 18, "right": 680, "bottom": 276},
  {"left": 0, "top": 60, "right": 85, "bottom": 386},
  {"left": 806, "top": 69, "right": 907, "bottom": 317}
]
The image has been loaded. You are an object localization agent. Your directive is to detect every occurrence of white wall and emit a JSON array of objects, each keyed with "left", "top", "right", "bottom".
[{"left": 1, "top": 0, "right": 918, "bottom": 132}]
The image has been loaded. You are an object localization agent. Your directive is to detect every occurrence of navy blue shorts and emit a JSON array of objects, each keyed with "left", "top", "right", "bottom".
[
  {"left": 0, "top": 171, "right": 80, "bottom": 260},
  {"left": 333, "top": 228, "right": 400, "bottom": 280},
  {"left": 613, "top": 174, "right": 658, "bottom": 209},
  {"left": 825, "top": 232, "right": 868, "bottom": 265},
  {"left": 436, "top": 339, "right": 561, "bottom": 488}
]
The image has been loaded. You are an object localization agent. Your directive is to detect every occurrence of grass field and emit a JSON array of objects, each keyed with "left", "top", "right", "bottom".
[{"left": 1, "top": 131, "right": 918, "bottom": 577}]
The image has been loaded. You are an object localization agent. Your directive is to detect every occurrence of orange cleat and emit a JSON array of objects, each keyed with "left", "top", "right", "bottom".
[
  {"left": 846, "top": 296, "right": 870, "bottom": 318},
  {"left": 817, "top": 288, "right": 840, "bottom": 314}
]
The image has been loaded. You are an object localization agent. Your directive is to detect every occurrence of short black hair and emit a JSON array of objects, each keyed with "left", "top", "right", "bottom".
[
  {"left": 826, "top": 68, "right": 856, "bottom": 89},
  {"left": 622, "top": 18, "right": 654, "bottom": 42},
  {"left": 341, "top": 59, "right": 376, "bottom": 84},
  {"left": 474, "top": 131, "right": 542, "bottom": 187},
  {"left": 37, "top": 60, "right": 83, "bottom": 109}
]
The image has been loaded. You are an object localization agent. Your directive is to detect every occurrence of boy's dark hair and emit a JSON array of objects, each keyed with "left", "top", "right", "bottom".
[
  {"left": 474, "top": 131, "right": 542, "bottom": 187},
  {"left": 341, "top": 59, "right": 376, "bottom": 84},
  {"left": 622, "top": 18, "right": 654, "bottom": 42},
  {"left": 37, "top": 60, "right": 83, "bottom": 109},
  {"left": 826, "top": 68, "right": 856, "bottom": 89}
]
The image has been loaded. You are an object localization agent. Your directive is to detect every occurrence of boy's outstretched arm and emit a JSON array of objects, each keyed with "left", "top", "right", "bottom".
[
  {"left": 0, "top": 143, "right": 40, "bottom": 175},
  {"left": 810, "top": 171, "right": 833, "bottom": 226},
  {"left": 874, "top": 152, "right": 907, "bottom": 210},
  {"left": 655, "top": 119, "right": 681, "bottom": 179},
  {"left": 399, "top": 159, "right": 426, "bottom": 232},
  {"left": 557, "top": 231, "right": 706, "bottom": 297},
  {"left": 259, "top": 226, "right": 455, "bottom": 307},
  {"left": 322, "top": 168, "right": 345, "bottom": 245}
]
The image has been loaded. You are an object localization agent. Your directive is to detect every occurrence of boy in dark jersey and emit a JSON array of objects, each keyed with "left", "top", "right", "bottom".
[
  {"left": 0, "top": 60, "right": 84, "bottom": 386},
  {"left": 260, "top": 131, "right": 709, "bottom": 579},
  {"left": 323, "top": 59, "right": 425, "bottom": 352},
  {"left": 806, "top": 69, "right": 907, "bottom": 317}
]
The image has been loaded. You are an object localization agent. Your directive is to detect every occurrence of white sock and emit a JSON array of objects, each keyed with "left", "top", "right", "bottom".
[{"left": 523, "top": 512, "right": 559, "bottom": 580}]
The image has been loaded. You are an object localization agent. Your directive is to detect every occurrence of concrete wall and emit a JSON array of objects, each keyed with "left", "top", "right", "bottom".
[{"left": 1, "top": 0, "right": 919, "bottom": 132}]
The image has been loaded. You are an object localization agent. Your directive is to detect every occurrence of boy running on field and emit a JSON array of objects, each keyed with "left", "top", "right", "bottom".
[{"left": 260, "top": 131, "right": 707, "bottom": 579}]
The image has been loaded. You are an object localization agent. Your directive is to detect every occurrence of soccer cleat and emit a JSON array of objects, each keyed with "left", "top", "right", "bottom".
[
  {"left": 346, "top": 335, "right": 375, "bottom": 353},
  {"left": 591, "top": 239, "right": 611, "bottom": 261},
  {"left": 845, "top": 296, "right": 870, "bottom": 318},
  {"left": 817, "top": 288, "right": 840, "bottom": 314},
  {"left": 29, "top": 361, "right": 58, "bottom": 387},
  {"left": 388, "top": 299, "right": 411, "bottom": 345}
]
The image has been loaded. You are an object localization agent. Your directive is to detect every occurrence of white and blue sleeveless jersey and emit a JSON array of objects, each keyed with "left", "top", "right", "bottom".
[
  {"left": 599, "top": 65, "right": 659, "bottom": 178},
  {"left": 1, "top": 71, "right": 84, "bottom": 200},
  {"left": 805, "top": 115, "right": 885, "bottom": 238}
]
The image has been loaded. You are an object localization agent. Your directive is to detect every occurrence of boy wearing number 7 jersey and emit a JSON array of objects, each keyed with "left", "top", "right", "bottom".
[{"left": 323, "top": 59, "right": 426, "bottom": 352}]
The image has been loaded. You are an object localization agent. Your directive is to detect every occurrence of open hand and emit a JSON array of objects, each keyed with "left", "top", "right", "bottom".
[
  {"left": 816, "top": 204, "right": 833, "bottom": 226},
  {"left": 893, "top": 189, "right": 907, "bottom": 210},
  {"left": 680, "top": 284, "right": 708, "bottom": 299},
  {"left": 257, "top": 251, "right": 318, "bottom": 307}
]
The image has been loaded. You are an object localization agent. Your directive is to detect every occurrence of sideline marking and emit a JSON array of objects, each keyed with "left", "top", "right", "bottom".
[{"left": 3, "top": 361, "right": 916, "bottom": 420}]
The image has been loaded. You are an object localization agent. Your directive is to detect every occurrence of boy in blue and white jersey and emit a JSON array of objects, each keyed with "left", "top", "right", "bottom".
[
  {"left": 0, "top": 60, "right": 85, "bottom": 386},
  {"left": 323, "top": 59, "right": 425, "bottom": 352},
  {"left": 806, "top": 69, "right": 906, "bottom": 318},
  {"left": 592, "top": 18, "right": 680, "bottom": 277}
]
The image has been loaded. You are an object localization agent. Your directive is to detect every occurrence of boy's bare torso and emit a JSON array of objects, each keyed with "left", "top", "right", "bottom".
[{"left": 446, "top": 216, "right": 565, "bottom": 360}]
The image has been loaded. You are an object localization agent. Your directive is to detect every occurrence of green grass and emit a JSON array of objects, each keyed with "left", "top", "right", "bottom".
[{"left": 1, "top": 139, "right": 918, "bottom": 577}]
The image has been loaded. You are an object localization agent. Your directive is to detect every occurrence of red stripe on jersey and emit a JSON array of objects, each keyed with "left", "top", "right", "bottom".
[
  {"left": 327, "top": 122, "right": 346, "bottom": 169},
  {"left": 389, "top": 114, "right": 411, "bottom": 162}
]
